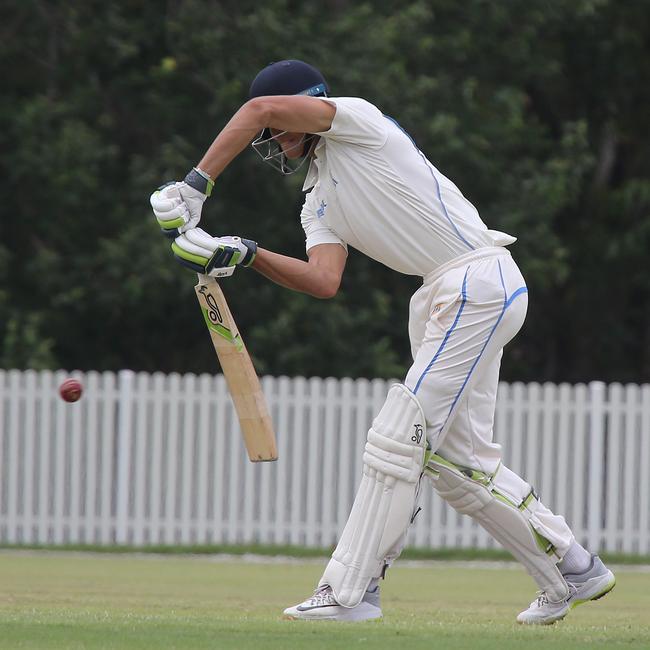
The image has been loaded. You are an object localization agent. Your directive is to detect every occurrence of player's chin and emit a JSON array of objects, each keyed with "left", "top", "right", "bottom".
[{"left": 279, "top": 137, "right": 306, "bottom": 159}]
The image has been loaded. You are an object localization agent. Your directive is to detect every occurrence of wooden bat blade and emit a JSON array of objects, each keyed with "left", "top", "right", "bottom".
[{"left": 194, "top": 275, "right": 277, "bottom": 462}]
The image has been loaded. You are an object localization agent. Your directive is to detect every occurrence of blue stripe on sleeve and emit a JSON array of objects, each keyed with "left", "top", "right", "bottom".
[{"left": 383, "top": 114, "right": 475, "bottom": 251}]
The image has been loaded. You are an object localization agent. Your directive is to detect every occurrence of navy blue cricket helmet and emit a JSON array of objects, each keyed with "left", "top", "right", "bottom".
[
  {"left": 249, "top": 60, "right": 329, "bottom": 174},
  {"left": 249, "top": 59, "right": 329, "bottom": 99}
]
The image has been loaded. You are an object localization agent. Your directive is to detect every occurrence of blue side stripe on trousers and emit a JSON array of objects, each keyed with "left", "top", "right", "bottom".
[
  {"left": 506, "top": 286, "right": 528, "bottom": 309},
  {"left": 413, "top": 268, "right": 469, "bottom": 395},
  {"left": 435, "top": 262, "right": 528, "bottom": 435}
]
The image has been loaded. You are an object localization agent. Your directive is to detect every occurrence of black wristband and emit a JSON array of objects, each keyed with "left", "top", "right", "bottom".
[
  {"left": 240, "top": 239, "right": 258, "bottom": 267},
  {"left": 184, "top": 168, "right": 214, "bottom": 197}
]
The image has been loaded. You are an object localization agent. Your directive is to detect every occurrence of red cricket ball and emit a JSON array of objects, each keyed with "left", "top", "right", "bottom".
[{"left": 59, "top": 378, "right": 83, "bottom": 403}]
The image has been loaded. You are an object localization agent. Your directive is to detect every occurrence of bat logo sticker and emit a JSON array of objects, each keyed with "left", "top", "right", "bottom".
[
  {"left": 411, "top": 424, "right": 423, "bottom": 444},
  {"left": 199, "top": 286, "right": 223, "bottom": 324}
]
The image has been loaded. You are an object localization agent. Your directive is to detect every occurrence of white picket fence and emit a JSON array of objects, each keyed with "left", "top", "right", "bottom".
[{"left": 1, "top": 369, "right": 649, "bottom": 554}]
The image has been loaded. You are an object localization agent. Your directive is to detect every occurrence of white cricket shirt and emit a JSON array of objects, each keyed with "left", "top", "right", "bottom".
[{"left": 300, "top": 97, "right": 515, "bottom": 276}]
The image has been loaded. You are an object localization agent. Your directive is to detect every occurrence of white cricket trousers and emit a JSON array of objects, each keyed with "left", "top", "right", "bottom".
[{"left": 404, "top": 247, "right": 574, "bottom": 554}]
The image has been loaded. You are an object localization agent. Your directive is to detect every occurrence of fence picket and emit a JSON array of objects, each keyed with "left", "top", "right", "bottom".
[
  {"left": 571, "top": 384, "right": 588, "bottom": 544},
  {"left": 540, "top": 383, "right": 556, "bottom": 506},
  {"left": 180, "top": 374, "right": 196, "bottom": 544},
  {"left": 226, "top": 386, "right": 240, "bottom": 544},
  {"left": 606, "top": 384, "right": 623, "bottom": 551},
  {"left": 588, "top": 382, "right": 606, "bottom": 551},
  {"left": 525, "top": 383, "right": 541, "bottom": 491},
  {"left": 622, "top": 384, "right": 638, "bottom": 553},
  {"left": 321, "top": 377, "right": 338, "bottom": 546},
  {"left": 555, "top": 384, "right": 572, "bottom": 521},
  {"left": 53, "top": 370, "right": 68, "bottom": 543},
  {"left": 149, "top": 372, "right": 166, "bottom": 544},
  {"left": 37, "top": 370, "right": 52, "bottom": 543},
  {"left": 212, "top": 375, "right": 227, "bottom": 544},
  {"left": 336, "top": 378, "right": 354, "bottom": 540},
  {"left": 289, "top": 377, "right": 307, "bottom": 546},
  {"left": 100, "top": 372, "right": 116, "bottom": 544},
  {"left": 6, "top": 370, "right": 21, "bottom": 543},
  {"left": 640, "top": 386, "right": 650, "bottom": 553},
  {"left": 23, "top": 370, "right": 37, "bottom": 542},
  {"left": 195, "top": 374, "right": 212, "bottom": 544},
  {"left": 83, "top": 371, "right": 100, "bottom": 543},
  {"left": 272, "top": 376, "right": 291, "bottom": 544},
  {"left": 305, "top": 377, "right": 323, "bottom": 547},
  {"left": 115, "top": 370, "right": 135, "bottom": 544},
  {"left": 133, "top": 372, "right": 149, "bottom": 546}
]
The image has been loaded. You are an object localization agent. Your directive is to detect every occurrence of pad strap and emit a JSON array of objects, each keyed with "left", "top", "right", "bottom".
[{"left": 427, "top": 454, "right": 570, "bottom": 601}]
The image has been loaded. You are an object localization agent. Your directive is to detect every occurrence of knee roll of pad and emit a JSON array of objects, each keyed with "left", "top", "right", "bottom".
[
  {"left": 427, "top": 456, "right": 569, "bottom": 602},
  {"left": 320, "top": 384, "right": 427, "bottom": 608}
]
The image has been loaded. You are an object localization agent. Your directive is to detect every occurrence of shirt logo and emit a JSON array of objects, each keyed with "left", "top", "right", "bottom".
[{"left": 317, "top": 200, "right": 327, "bottom": 219}]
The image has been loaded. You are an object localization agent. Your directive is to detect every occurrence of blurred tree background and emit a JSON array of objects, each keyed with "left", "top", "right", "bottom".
[{"left": 1, "top": 0, "right": 649, "bottom": 382}]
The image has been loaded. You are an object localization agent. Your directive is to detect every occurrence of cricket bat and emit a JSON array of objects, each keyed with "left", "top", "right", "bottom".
[{"left": 194, "top": 271, "right": 277, "bottom": 462}]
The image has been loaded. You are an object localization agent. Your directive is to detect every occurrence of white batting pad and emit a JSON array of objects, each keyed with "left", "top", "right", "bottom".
[
  {"left": 320, "top": 384, "right": 427, "bottom": 607},
  {"left": 427, "top": 456, "right": 572, "bottom": 602}
]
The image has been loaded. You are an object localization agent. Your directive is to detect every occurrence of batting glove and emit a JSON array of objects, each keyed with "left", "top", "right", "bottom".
[
  {"left": 150, "top": 168, "right": 214, "bottom": 237},
  {"left": 172, "top": 228, "right": 257, "bottom": 276}
]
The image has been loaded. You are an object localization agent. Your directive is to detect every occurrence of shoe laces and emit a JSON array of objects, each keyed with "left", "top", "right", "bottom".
[
  {"left": 535, "top": 591, "right": 549, "bottom": 607},
  {"left": 305, "top": 585, "right": 338, "bottom": 607},
  {"left": 535, "top": 581, "right": 578, "bottom": 608},
  {"left": 565, "top": 581, "right": 579, "bottom": 598}
]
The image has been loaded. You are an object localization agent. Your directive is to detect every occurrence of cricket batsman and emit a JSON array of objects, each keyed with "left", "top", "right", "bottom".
[{"left": 150, "top": 60, "right": 615, "bottom": 624}]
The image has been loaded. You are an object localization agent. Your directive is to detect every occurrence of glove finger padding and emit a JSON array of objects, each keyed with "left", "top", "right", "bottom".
[
  {"left": 180, "top": 227, "right": 219, "bottom": 256},
  {"left": 176, "top": 183, "right": 209, "bottom": 232},
  {"left": 172, "top": 229, "right": 241, "bottom": 273},
  {"left": 172, "top": 228, "right": 218, "bottom": 272},
  {"left": 171, "top": 228, "right": 257, "bottom": 274},
  {"left": 150, "top": 183, "right": 190, "bottom": 236},
  {"left": 150, "top": 182, "right": 180, "bottom": 210}
]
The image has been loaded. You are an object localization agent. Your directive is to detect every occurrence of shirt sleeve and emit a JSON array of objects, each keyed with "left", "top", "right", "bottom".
[
  {"left": 300, "top": 191, "right": 348, "bottom": 254},
  {"left": 315, "top": 97, "right": 389, "bottom": 148}
]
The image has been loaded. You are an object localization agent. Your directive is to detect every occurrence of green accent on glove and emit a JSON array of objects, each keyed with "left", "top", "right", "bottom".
[
  {"left": 171, "top": 241, "right": 209, "bottom": 267},
  {"left": 159, "top": 216, "right": 186, "bottom": 231},
  {"left": 205, "top": 177, "right": 214, "bottom": 197},
  {"left": 207, "top": 245, "right": 242, "bottom": 270}
]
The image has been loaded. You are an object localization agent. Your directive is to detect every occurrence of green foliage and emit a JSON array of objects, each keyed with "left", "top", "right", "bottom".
[{"left": 1, "top": 0, "right": 649, "bottom": 381}]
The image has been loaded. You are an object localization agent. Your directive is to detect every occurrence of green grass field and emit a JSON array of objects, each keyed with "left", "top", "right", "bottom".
[{"left": 0, "top": 551, "right": 648, "bottom": 650}]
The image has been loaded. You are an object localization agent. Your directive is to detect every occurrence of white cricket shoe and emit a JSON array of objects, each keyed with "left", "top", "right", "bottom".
[
  {"left": 517, "top": 555, "right": 616, "bottom": 625},
  {"left": 283, "top": 584, "right": 382, "bottom": 622}
]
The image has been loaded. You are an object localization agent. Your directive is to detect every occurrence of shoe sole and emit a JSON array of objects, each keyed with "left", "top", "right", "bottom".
[
  {"left": 283, "top": 599, "right": 382, "bottom": 622},
  {"left": 283, "top": 614, "right": 383, "bottom": 622},
  {"left": 517, "top": 572, "right": 616, "bottom": 625},
  {"left": 571, "top": 573, "right": 616, "bottom": 609}
]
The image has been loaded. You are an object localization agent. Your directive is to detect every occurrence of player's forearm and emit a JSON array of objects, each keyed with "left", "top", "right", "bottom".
[
  {"left": 197, "top": 101, "right": 268, "bottom": 180},
  {"left": 196, "top": 96, "right": 334, "bottom": 180},
  {"left": 251, "top": 248, "right": 341, "bottom": 299}
]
